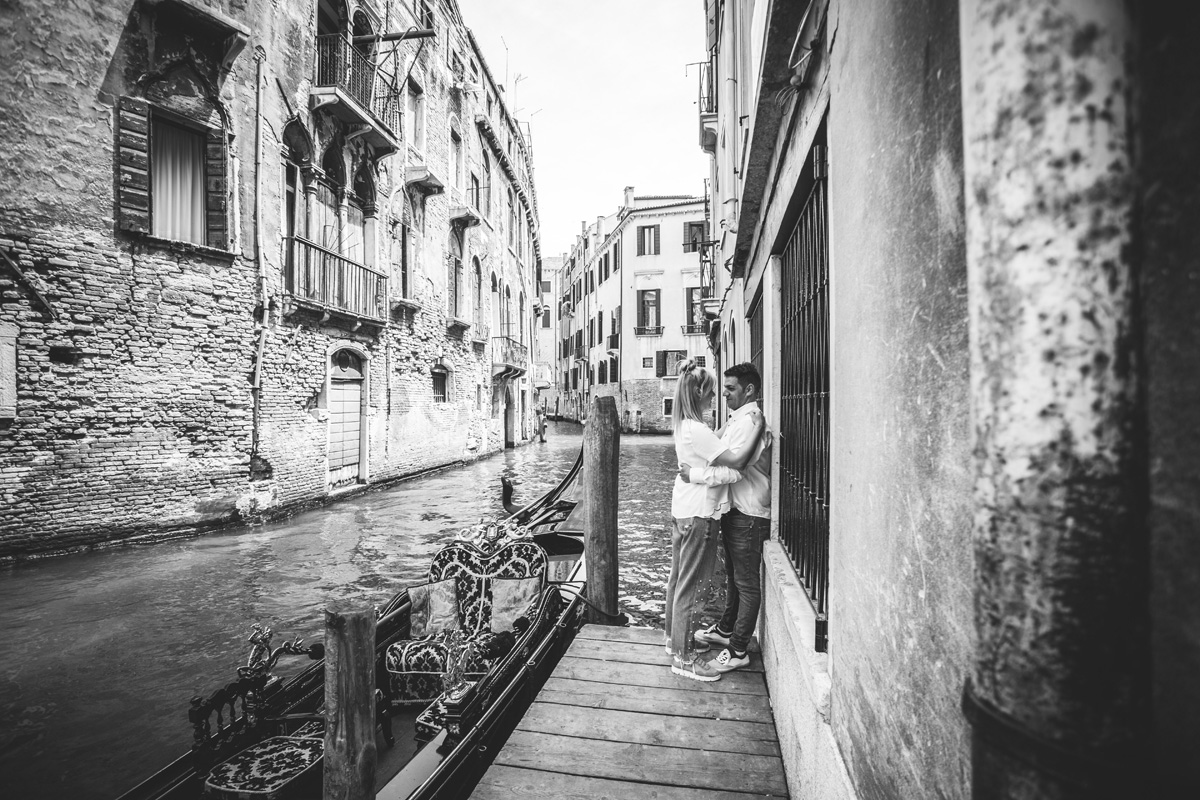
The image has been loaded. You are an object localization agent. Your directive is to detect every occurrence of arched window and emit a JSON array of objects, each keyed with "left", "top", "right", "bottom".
[
  {"left": 315, "top": 144, "right": 344, "bottom": 252},
  {"left": 504, "top": 286, "right": 512, "bottom": 338},
  {"left": 490, "top": 273, "right": 500, "bottom": 339},
  {"left": 448, "top": 230, "right": 464, "bottom": 318},
  {"left": 473, "top": 257, "right": 483, "bottom": 332},
  {"left": 518, "top": 292, "right": 525, "bottom": 344},
  {"left": 431, "top": 364, "right": 451, "bottom": 403}
]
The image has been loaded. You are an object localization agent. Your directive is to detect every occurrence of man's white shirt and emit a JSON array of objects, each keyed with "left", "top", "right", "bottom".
[{"left": 688, "top": 403, "right": 771, "bottom": 519}]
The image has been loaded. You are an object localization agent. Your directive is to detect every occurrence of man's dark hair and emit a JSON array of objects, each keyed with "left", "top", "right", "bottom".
[{"left": 724, "top": 362, "right": 762, "bottom": 395}]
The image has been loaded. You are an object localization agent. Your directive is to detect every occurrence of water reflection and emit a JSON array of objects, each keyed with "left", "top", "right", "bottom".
[{"left": 0, "top": 422, "right": 725, "bottom": 799}]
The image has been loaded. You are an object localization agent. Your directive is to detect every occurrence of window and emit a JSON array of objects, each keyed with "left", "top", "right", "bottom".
[
  {"left": 470, "top": 172, "right": 481, "bottom": 210},
  {"left": 636, "top": 289, "right": 660, "bottom": 333},
  {"left": 636, "top": 225, "right": 660, "bottom": 256},
  {"left": 655, "top": 349, "right": 688, "bottom": 377},
  {"left": 448, "top": 231, "right": 464, "bottom": 318},
  {"left": 614, "top": 239, "right": 621, "bottom": 271},
  {"left": 473, "top": 257, "right": 484, "bottom": 331},
  {"left": 662, "top": 398, "right": 674, "bottom": 417},
  {"left": 695, "top": 355, "right": 706, "bottom": 368},
  {"left": 417, "top": 0, "right": 435, "bottom": 30},
  {"left": 598, "top": 361, "right": 608, "bottom": 384},
  {"left": 432, "top": 365, "right": 449, "bottom": 402},
  {"left": 117, "top": 96, "right": 228, "bottom": 249},
  {"left": 612, "top": 307, "right": 620, "bottom": 335},
  {"left": 406, "top": 81, "right": 425, "bottom": 151},
  {"left": 541, "top": 310, "right": 550, "bottom": 328},
  {"left": 150, "top": 118, "right": 207, "bottom": 244},
  {"left": 507, "top": 189, "right": 516, "bottom": 247},
  {"left": 450, "top": 129, "right": 463, "bottom": 192},
  {"left": 481, "top": 149, "right": 492, "bottom": 217},
  {"left": 683, "top": 220, "right": 708, "bottom": 252},
  {"left": 643, "top": 357, "right": 653, "bottom": 369},
  {"left": 610, "top": 356, "right": 619, "bottom": 382}
]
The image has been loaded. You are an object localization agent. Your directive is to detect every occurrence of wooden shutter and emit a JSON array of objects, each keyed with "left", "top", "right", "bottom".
[
  {"left": 683, "top": 221, "right": 692, "bottom": 252},
  {"left": 653, "top": 225, "right": 660, "bottom": 254},
  {"left": 205, "top": 128, "right": 228, "bottom": 249},
  {"left": 637, "top": 227, "right": 645, "bottom": 256},
  {"left": 116, "top": 96, "right": 151, "bottom": 234},
  {"left": 655, "top": 350, "right": 666, "bottom": 377}
]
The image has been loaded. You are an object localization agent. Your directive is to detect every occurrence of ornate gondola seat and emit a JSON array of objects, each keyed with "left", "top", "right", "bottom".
[
  {"left": 385, "top": 520, "right": 548, "bottom": 709},
  {"left": 203, "top": 734, "right": 323, "bottom": 799}
]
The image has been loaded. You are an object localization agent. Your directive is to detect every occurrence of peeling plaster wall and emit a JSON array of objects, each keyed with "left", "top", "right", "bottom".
[{"left": 827, "top": 0, "right": 973, "bottom": 797}]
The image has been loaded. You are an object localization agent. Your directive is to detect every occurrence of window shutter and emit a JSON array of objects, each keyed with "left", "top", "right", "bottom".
[
  {"left": 205, "top": 128, "right": 228, "bottom": 249},
  {"left": 637, "top": 227, "right": 645, "bottom": 256},
  {"left": 653, "top": 225, "right": 660, "bottom": 254},
  {"left": 116, "top": 96, "right": 151, "bottom": 234},
  {"left": 655, "top": 350, "right": 666, "bottom": 377},
  {"left": 683, "top": 221, "right": 692, "bottom": 252}
]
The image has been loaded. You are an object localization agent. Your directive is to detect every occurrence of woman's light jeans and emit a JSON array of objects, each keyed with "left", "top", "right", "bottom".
[{"left": 664, "top": 515, "right": 720, "bottom": 661}]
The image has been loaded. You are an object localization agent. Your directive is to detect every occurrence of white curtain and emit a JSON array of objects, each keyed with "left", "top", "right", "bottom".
[{"left": 152, "top": 120, "right": 205, "bottom": 245}]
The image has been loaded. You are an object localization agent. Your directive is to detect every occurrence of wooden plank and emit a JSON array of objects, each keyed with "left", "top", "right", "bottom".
[
  {"left": 565, "top": 636, "right": 765, "bottom": 674},
  {"left": 575, "top": 624, "right": 663, "bottom": 645},
  {"left": 471, "top": 764, "right": 770, "bottom": 799},
  {"left": 493, "top": 729, "right": 788, "bottom": 797},
  {"left": 517, "top": 701, "right": 780, "bottom": 757},
  {"left": 552, "top": 656, "right": 766, "bottom": 696},
  {"left": 536, "top": 676, "right": 775, "bottom": 723}
]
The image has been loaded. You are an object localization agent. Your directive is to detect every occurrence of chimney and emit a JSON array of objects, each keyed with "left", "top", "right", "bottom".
[
  {"left": 623, "top": 186, "right": 635, "bottom": 209},
  {"left": 596, "top": 215, "right": 605, "bottom": 243}
]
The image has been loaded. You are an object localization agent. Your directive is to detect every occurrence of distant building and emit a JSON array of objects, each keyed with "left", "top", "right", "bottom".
[
  {"left": 533, "top": 256, "right": 563, "bottom": 417},
  {"left": 555, "top": 188, "right": 709, "bottom": 433},
  {"left": 0, "top": 0, "right": 542, "bottom": 557}
]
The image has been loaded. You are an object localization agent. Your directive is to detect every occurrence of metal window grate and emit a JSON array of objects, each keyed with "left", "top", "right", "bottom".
[
  {"left": 779, "top": 143, "right": 830, "bottom": 652},
  {"left": 749, "top": 292, "right": 764, "bottom": 387}
]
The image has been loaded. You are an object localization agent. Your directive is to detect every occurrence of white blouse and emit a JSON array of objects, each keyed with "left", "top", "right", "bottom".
[{"left": 671, "top": 419, "right": 734, "bottom": 520}]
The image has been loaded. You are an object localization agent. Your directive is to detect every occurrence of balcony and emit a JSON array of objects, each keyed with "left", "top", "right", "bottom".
[
  {"left": 574, "top": 345, "right": 586, "bottom": 361},
  {"left": 606, "top": 333, "right": 620, "bottom": 351},
  {"left": 286, "top": 237, "right": 387, "bottom": 325},
  {"left": 698, "top": 59, "right": 717, "bottom": 155},
  {"left": 682, "top": 324, "right": 706, "bottom": 335},
  {"left": 311, "top": 34, "right": 401, "bottom": 155},
  {"left": 492, "top": 336, "right": 528, "bottom": 381},
  {"left": 635, "top": 326, "right": 664, "bottom": 337}
]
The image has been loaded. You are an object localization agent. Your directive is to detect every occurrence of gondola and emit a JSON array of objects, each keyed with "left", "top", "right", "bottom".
[{"left": 118, "top": 449, "right": 588, "bottom": 800}]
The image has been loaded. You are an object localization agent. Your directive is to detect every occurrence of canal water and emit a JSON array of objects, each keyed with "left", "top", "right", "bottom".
[{"left": 0, "top": 423, "right": 728, "bottom": 800}]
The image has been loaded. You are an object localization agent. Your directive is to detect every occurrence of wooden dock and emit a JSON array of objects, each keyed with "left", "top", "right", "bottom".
[{"left": 470, "top": 624, "right": 788, "bottom": 798}]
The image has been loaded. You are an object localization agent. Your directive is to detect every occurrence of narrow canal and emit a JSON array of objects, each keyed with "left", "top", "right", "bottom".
[{"left": 0, "top": 423, "right": 728, "bottom": 800}]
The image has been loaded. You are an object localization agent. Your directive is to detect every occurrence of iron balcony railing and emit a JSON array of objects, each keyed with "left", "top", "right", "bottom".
[
  {"left": 698, "top": 58, "right": 717, "bottom": 114},
  {"left": 682, "top": 324, "right": 705, "bottom": 335},
  {"left": 492, "top": 336, "right": 528, "bottom": 369},
  {"left": 288, "top": 236, "right": 387, "bottom": 322},
  {"left": 634, "top": 325, "right": 663, "bottom": 336},
  {"left": 314, "top": 34, "right": 401, "bottom": 134},
  {"left": 606, "top": 333, "right": 620, "bottom": 349},
  {"left": 574, "top": 345, "right": 585, "bottom": 361}
]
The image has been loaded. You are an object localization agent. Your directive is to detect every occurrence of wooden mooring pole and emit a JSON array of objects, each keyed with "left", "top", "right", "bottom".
[
  {"left": 584, "top": 395, "right": 620, "bottom": 624},
  {"left": 324, "top": 604, "right": 377, "bottom": 800}
]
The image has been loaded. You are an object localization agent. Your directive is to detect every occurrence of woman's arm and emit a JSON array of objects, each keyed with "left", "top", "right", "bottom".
[{"left": 709, "top": 414, "right": 765, "bottom": 470}]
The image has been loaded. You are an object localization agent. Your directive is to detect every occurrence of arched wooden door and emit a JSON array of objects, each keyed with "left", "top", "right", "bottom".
[{"left": 328, "top": 349, "right": 364, "bottom": 489}]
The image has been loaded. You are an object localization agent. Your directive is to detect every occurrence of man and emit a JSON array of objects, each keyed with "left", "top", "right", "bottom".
[{"left": 678, "top": 363, "right": 771, "bottom": 672}]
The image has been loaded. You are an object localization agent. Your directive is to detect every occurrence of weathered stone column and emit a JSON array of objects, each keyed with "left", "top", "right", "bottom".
[{"left": 959, "top": 2, "right": 1148, "bottom": 798}]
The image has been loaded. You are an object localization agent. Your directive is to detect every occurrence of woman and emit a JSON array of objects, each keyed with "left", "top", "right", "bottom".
[{"left": 663, "top": 359, "right": 760, "bottom": 681}]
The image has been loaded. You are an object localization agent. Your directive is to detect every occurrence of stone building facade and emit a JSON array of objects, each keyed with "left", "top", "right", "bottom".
[
  {"left": 554, "top": 189, "right": 710, "bottom": 433},
  {"left": 0, "top": 0, "right": 542, "bottom": 558},
  {"left": 700, "top": 1, "right": 1200, "bottom": 798}
]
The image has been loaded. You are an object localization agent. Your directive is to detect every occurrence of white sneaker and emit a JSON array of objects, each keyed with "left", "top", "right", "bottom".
[
  {"left": 712, "top": 647, "right": 750, "bottom": 673},
  {"left": 671, "top": 656, "right": 722, "bottom": 682},
  {"left": 694, "top": 623, "right": 732, "bottom": 647}
]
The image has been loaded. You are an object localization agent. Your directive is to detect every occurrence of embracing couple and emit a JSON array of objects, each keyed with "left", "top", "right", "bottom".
[{"left": 664, "top": 358, "right": 771, "bottom": 682}]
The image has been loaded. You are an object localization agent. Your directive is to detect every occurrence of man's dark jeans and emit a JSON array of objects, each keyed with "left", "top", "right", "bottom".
[{"left": 719, "top": 509, "right": 771, "bottom": 654}]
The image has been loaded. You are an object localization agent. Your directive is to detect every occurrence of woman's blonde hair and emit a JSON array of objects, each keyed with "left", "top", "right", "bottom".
[{"left": 672, "top": 358, "right": 716, "bottom": 434}]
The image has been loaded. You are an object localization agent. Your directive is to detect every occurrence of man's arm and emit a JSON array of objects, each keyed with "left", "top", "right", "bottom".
[{"left": 709, "top": 411, "right": 764, "bottom": 470}]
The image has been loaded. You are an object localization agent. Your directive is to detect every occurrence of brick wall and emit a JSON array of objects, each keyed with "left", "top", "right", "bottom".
[{"left": 0, "top": 0, "right": 541, "bottom": 558}]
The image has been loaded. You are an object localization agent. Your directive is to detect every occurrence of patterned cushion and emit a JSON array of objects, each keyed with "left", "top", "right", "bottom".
[
  {"left": 428, "top": 540, "right": 548, "bottom": 636},
  {"left": 408, "top": 578, "right": 459, "bottom": 637},
  {"left": 204, "top": 736, "right": 323, "bottom": 799},
  {"left": 490, "top": 577, "right": 542, "bottom": 633},
  {"left": 384, "top": 632, "right": 492, "bottom": 704}
]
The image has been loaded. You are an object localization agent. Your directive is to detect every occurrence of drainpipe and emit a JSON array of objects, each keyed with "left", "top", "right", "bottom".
[
  {"left": 959, "top": 2, "right": 1148, "bottom": 797},
  {"left": 250, "top": 47, "right": 269, "bottom": 473}
]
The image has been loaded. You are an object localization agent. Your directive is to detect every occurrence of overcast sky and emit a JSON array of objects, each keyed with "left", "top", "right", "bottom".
[{"left": 456, "top": 0, "right": 710, "bottom": 260}]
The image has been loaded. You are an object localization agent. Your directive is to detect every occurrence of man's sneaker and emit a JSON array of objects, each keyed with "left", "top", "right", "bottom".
[
  {"left": 694, "top": 623, "right": 732, "bottom": 648},
  {"left": 671, "top": 657, "right": 722, "bottom": 682},
  {"left": 712, "top": 647, "right": 751, "bottom": 673}
]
